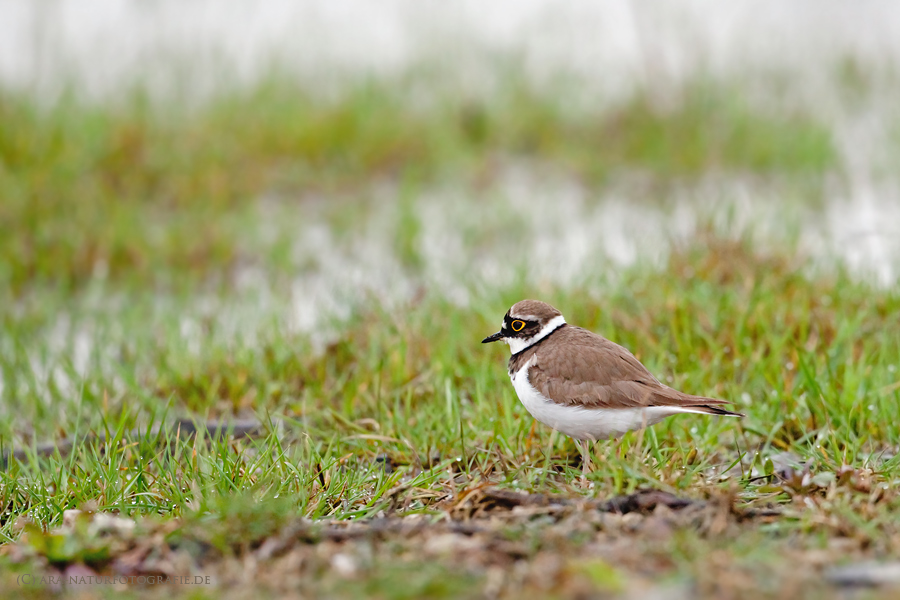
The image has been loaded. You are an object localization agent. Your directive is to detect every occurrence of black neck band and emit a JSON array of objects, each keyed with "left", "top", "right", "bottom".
[{"left": 509, "top": 323, "right": 567, "bottom": 358}]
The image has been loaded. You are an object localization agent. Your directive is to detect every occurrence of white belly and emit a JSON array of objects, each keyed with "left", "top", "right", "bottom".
[{"left": 510, "top": 359, "right": 679, "bottom": 440}]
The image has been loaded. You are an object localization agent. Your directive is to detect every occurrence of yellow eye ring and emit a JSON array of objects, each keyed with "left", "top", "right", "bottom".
[{"left": 511, "top": 320, "right": 526, "bottom": 332}]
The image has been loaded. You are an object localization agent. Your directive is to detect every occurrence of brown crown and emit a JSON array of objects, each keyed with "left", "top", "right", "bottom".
[{"left": 508, "top": 300, "right": 563, "bottom": 325}]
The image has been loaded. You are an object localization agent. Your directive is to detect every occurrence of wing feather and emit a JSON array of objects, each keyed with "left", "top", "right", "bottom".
[{"left": 527, "top": 326, "right": 731, "bottom": 410}]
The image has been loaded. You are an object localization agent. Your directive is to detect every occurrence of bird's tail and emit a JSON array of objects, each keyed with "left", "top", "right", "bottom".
[
  {"left": 693, "top": 404, "right": 745, "bottom": 418},
  {"left": 652, "top": 386, "right": 745, "bottom": 417}
]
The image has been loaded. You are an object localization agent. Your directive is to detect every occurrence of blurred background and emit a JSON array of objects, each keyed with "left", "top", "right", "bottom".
[{"left": 2, "top": 0, "right": 900, "bottom": 436}]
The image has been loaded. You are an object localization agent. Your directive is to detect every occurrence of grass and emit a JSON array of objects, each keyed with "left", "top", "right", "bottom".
[
  {"left": 1, "top": 70, "right": 898, "bottom": 598},
  {"left": 3, "top": 232, "right": 900, "bottom": 597}
]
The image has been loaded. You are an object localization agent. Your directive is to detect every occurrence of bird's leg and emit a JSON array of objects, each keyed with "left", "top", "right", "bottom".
[
  {"left": 615, "top": 435, "right": 626, "bottom": 461},
  {"left": 578, "top": 439, "right": 593, "bottom": 485}
]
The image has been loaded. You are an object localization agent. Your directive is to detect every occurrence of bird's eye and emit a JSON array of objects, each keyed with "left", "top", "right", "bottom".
[{"left": 511, "top": 320, "right": 526, "bottom": 332}]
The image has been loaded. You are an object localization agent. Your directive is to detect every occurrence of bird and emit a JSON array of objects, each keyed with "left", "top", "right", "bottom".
[{"left": 482, "top": 299, "right": 743, "bottom": 476}]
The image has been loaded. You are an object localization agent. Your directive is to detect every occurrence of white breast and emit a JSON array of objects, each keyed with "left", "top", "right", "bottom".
[{"left": 510, "top": 357, "right": 682, "bottom": 440}]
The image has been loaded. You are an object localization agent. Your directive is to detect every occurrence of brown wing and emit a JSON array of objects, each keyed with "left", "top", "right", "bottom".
[{"left": 528, "top": 326, "right": 731, "bottom": 410}]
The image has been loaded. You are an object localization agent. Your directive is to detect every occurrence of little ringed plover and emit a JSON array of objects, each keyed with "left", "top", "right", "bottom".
[{"left": 482, "top": 299, "right": 743, "bottom": 470}]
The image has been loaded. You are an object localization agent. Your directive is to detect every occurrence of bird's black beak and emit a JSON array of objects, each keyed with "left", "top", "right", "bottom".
[{"left": 482, "top": 331, "right": 504, "bottom": 344}]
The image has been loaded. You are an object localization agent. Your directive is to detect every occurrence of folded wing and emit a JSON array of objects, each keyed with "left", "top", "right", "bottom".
[{"left": 528, "top": 327, "right": 741, "bottom": 415}]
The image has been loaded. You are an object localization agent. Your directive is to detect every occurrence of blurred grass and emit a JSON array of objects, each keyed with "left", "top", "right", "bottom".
[{"left": 0, "top": 77, "right": 834, "bottom": 295}]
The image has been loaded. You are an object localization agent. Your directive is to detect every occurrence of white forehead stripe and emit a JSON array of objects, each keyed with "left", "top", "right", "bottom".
[{"left": 509, "top": 314, "right": 541, "bottom": 321}]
